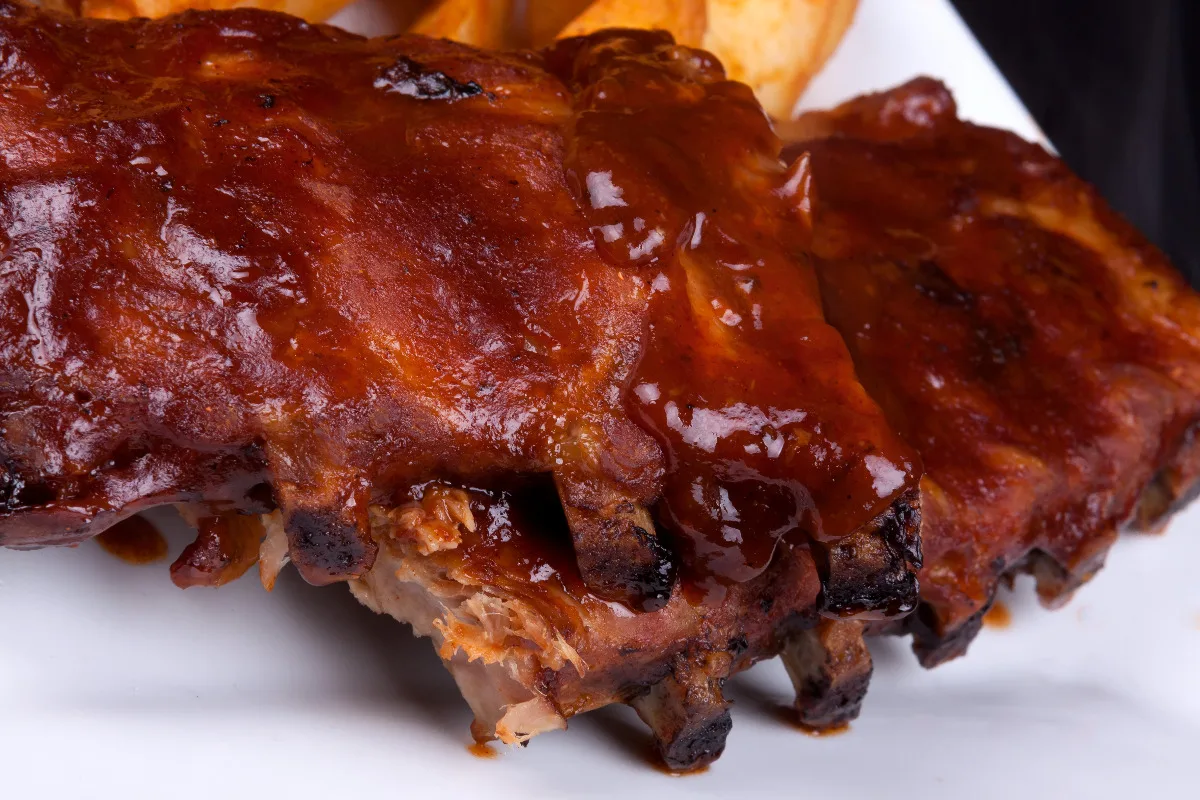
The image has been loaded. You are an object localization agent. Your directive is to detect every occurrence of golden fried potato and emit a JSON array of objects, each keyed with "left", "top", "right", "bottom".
[
  {"left": 557, "top": 0, "right": 856, "bottom": 119},
  {"left": 520, "top": 0, "right": 593, "bottom": 47},
  {"left": 701, "top": 0, "right": 858, "bottom": 118},
  {"left": 558, "top": 0, "right": 707, "bottom": 47},
  {"left": 31, "top": 0, "right": 81, "bottom": 13},
  {"left": 410, "top": 0, "right": 512, "bottom": 49},
  {"left": 77, "top": 0, "right": 353, "bottom": 21},
  {"left": 59, "top": 0, "right": 857, "bottom": 119}
]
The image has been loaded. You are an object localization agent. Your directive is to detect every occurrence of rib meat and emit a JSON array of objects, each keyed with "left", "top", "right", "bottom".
[
  {"left": 784, "top": 78, "right": 1200, "bottom": 665},
  {"left": 0, "top": 3, "right": 922, "bottom": 767}
]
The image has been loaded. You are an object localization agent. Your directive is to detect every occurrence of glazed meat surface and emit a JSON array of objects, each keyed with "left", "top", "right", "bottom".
[
  {"left": 0, "top": 1, "right": 922, "bottom": 614},
  {"left": 0, "top": 3, "right": 925, "bottom": 768},
  {"left": 785, "top": 79, "right": 1200, "bottom": 664}
]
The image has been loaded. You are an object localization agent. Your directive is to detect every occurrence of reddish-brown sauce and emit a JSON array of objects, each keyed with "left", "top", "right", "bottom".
[
  {"left": 771, "top": 704, "right": 850, "bottom": 737},
  {"left": 647, "top": 747, "right": 710, "bottom": 777},
  {"left": 95, "top": 516, "right": 168, "bottom": 565},
  {"left": 0, "top": 7, "right": 917, "bottom": 618},
  {"left": 788, "top": 77, "right": 1200, "bottom": 660},
  {"left": 982, "top": 601, "right": 1012, "bottom": 630},
  {"left": 467, "top": 742, "right": 499, "bottom": 760},
  {"left": 797, "top": 721, "right": 850, "bottom": 738},
  {"left": 553, "top": 33, "right": 920, "bottom": 603}
]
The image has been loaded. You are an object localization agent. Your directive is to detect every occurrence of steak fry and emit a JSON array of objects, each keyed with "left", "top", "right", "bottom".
[{"left": 785, "top": 78, "right": 1200, "bottom": 664}]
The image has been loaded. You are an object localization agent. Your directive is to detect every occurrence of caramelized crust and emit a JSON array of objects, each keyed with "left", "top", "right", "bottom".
[
  {"left": 785, "top": 79, "right": 1200, "bottom": 663},
  {"left": 0, "top": 2, "right": 921, "bottom": 616}
]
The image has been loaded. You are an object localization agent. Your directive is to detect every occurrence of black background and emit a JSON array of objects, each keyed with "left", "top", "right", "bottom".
[{"left": 950, "top": 0, "right": 1200, "bottom": 286}]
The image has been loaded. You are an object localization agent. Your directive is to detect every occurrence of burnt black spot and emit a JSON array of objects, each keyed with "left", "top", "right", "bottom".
[
  {"left": 658, "top": 709, "right": 733, "bottom": 772},
  {"left": 213, "top": 119, "right": 229, "bottom": 127},
  {"left": 628, "top": 527, "right": 677, "bottom": 611},
  {"left": 912, "top": 258, "right": 973, "bottom": 307},
  {"left": 375, "top": 57, "right": 485, "bottom": 101},
  {"left": 907, "top": 599, "right": 985, "bottom": 668},
  {"left": 107, "top": 439, "right": 152, "bottom": 470},
  {"left": 15, "top": 480, "right": 56, "bottom": 508},
  {"left": 795, "top": 656, "right": 872, "bottom": 729},
  {"left": 815, "top": 489, "right": 922, "bottom": 619},
  {"left": 727, "top": 634, "right": 749, "bottom": 658},
  {"left": 575, "top": 519, "right": 677, "bottom": 613},
  {"left": 258, "top": 94, "right": 275, "bottom": 109},
  {"left": 0, "top": 462, "right": 46, "bottom": 511},
  {"left": 974, "top": 325, "right": 1024, "bottom": 366},
  {"left": 285, "top": 508, "right": 377, "bottom": 585},
  {"left": 243, "top": 482, "right": 277, "bottom": 514},
  {"left": 880, "top": 494, "right": 922, "bottom": 568}
]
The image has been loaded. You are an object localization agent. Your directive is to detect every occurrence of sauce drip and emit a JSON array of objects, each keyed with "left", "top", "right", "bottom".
[
  {"left": 797, "top": 721, "right": 850, "bottom": 738},
  {"left": 554, "top": 32, "right": 920, "bottom": 602},
  {"left": 772, "top": 705, "right": 850, "bottom": 737},
  {"left": 96, "top": 516, "right": 168, "bottom": 565},
  {"left": 641, "top": 737, "right": 710, "bottom": 776},
  {"left": 651, "top": 760, "right": 710, "bottom": 777},
  {"left": 467, "top": 742, "right": 499, "bottom": 760},
  {"left": 982, "top": 601, "right": 1012, "bottom": 629}
]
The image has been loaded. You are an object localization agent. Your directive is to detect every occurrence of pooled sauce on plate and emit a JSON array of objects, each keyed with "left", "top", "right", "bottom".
[
  {"left": 648, "top": 750, "right": 710, "bottom": 777},
  {"left": 96, "top": 516, "right": 168, "bottom": 565},
  {"left": 772, "top": 705, "right": 851, "bottom": 737},
  {"left": 797, "top": 722, "right": 850, "bottom": 738},
  {"left": 467, "top": 742, "right": 499, "bottom": 759},
  {"left": 983, "top": 601, "right": 1012, "bottom": 629}
]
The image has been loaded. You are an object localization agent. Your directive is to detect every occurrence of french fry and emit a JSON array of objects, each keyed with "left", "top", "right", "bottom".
[
  {"left": 810, "top": 0, "right": 857, "bottom": 69},
  {"left": 558, "top": 0, "right": 708, "bottom": 47},
  {"left": 410, "top": 0, "right": 513, "bottom": 49},
  {"left": 556, "top": 0, "right": 856, "bottom": 119},
  {"left": 702, "top": 0, "right": 858, "bottom": 118},
  {"left": 520, "top": 0, "right": 593, "bottom": 47},
  {"left": 65, "top": 0, "right": 857, "bottom": 119},
  {"left": 78, "top": 0, "right": 355, "bottom": 21}
]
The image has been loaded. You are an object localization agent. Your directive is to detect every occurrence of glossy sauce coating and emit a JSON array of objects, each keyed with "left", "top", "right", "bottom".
[
  {"left": 0, "top": 5, "right": 654, "bottom": 587},
  {"left": 547, "top": 34, "right": 921, "bottom": 602},
  {"left": 0, "top": 4, "right": 917, "bottom": 613},
  {"left": 786, "top": 78, "right": 1200, "bottom": 661}
]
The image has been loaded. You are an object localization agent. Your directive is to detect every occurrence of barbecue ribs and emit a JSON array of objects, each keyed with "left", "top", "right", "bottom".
[
  {"left": 0, "top": 3, "right": 921, "bottom": 768},
  {"left": 785, "top": 78, "right": 1200, "bottom": 665}
]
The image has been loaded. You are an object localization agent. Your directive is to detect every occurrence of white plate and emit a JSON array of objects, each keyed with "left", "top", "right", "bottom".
[{"left": 3, "top": 1, "right": 1198, "bottom": 797}]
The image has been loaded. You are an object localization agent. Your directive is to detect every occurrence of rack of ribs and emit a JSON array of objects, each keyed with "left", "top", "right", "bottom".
[
  {"left": 784, "top": 78, "right": 1200, "bottom": 666},
  {"left": 0, "top": 3, "right": 921, "bottom": 769}
]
